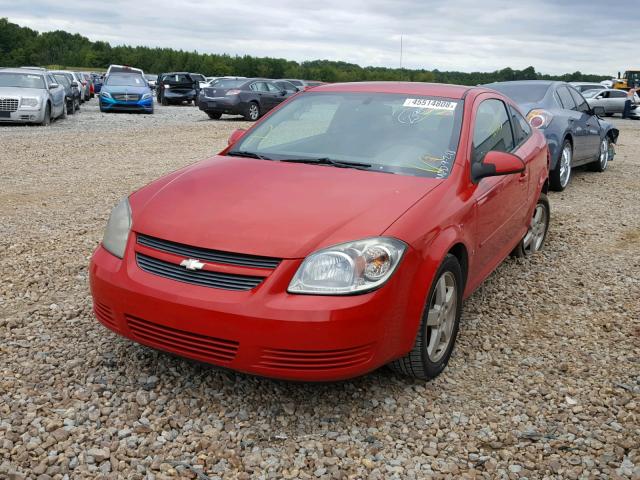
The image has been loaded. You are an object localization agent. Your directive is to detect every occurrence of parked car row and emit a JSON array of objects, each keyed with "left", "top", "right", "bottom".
[
  {"left": 197, "top": 77, "right": 321, "bottom": 120},
  {"left": 0, "top": 67, "right": 88, "bottom": 125}
]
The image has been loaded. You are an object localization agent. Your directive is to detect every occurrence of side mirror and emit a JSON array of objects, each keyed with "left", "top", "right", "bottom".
[
  {"left": 228, "top": 128, "right": 247, "bottom": 145},
  {"left": 592, "top": 106, "right": 605, "bottom": 116},
  {"left": 280, "top": 90, "right": 287, "bottom": 96},
  {"left": 48, "top": 83, "right": 59, "bottom": 90},
  {"left": 472, "top": 151, "right": 525, "bottom": 182}
]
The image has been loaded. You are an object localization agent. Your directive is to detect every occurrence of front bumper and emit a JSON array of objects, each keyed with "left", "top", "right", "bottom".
[
  {"left": 89, "top": 235, "right": 420, "bottom": 381},
  {"left": 99, "top": 96, "right": 154, "bottom": 112},
  {"left": 0, "top": 103, "right": 46, "bottom": 123}
]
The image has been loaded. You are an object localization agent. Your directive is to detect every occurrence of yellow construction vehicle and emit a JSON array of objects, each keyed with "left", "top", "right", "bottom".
[{"left": 612, "top": 70, "right": 640, "bottom": 90}]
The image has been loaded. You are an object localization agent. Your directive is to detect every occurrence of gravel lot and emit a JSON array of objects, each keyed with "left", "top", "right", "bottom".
[{"left": 1, "top": 99, "right": 638, "bottom": 479}]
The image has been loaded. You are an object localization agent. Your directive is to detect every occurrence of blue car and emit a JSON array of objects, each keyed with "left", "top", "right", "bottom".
[
  {"left": 99, "top": 73, "right": 153, "bottom": 114},
  {"left": 484, "top": 80, "right": 618, "bottom": 191}
]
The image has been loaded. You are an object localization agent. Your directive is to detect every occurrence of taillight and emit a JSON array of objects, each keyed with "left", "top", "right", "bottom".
[
  {"left": 526, "top": 109, "right": 553, "bottom": 129},
  {"left": 225, "top": 89, "right": 241, "bottom": 96}
]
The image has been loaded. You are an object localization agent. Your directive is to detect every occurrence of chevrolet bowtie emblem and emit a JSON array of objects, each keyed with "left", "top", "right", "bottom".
[{"left": 180, "top": 259, "right": 205, "bottom": 270}]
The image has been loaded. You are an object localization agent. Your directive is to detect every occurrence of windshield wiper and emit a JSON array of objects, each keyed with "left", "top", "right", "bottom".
[
  {"left": 277, "top": 157, "right": 372, "bottom": 170},
  {"left": 226, "top": 150, "right": 271, "bottom": 160}
]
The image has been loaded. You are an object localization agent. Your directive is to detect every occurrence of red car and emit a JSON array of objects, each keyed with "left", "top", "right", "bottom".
[{"left": 90, "top": 82, "right": 550, "bottom": 381}]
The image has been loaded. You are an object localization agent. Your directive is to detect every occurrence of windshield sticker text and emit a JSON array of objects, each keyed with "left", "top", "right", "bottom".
[{"left": 403, "top": 99, "right": 457, "bottom": 110}]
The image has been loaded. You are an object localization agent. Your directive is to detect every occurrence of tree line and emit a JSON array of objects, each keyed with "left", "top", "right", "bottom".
[{"left": 0, "top": 18, "right": 608, "bottom": 84}]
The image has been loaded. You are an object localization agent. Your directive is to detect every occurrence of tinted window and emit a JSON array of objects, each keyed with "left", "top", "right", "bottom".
[
  {"left": 610, "top": 90, "right": 627, "bottom": 98},
  {"left": 250, "top": 82, "right": 269, "bottom": 92},
  {"left": 556, "top": 87, "right": 576, "bottom": 110},
  {"left": 276, "top": 81, "right": 297, "bottom": 93},
  {"left": 472, "top": 99, "right": 515, "bottom": 163},
  {"left": 487, "top": 83, "right": 550, "bottom": 104},
  {"left": 266, "top": 82, "right": 281, "bottom": 93},
  {"left": 212, "top": 79, "right": 245, "bottom": 89},
  {"left": 568, "top": 87, "right": 589, "bottom": 113},
  {"left": 509, "top": 105, "right": 531, "bottom": 146}
]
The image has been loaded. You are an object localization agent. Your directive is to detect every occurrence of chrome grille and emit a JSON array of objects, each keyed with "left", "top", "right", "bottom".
[
  {"left": 0, "top": 98, "right": 19, "bottom": 112},
  {"left": 113, "top": 93, "right": 140, "bottom": 102}
]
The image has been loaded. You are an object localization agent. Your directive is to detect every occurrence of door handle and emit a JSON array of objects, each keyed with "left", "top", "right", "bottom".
[{"left": 518, "top": 170, "right": 528, "bottom": 182}]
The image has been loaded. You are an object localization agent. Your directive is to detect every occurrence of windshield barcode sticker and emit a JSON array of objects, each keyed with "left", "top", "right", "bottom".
[{"left": 403, "top": 99, "right": 457, "bottom": 110}]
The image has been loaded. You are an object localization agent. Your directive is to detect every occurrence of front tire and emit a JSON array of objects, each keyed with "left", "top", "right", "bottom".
[
  {"left": 550, "top": 140, "right": 572, "bottom": 191},
  {"left": 588, "top": 137, "right": 610, "bottom": 172},
  {"left": 512, "top": 193, "right": 550, "bottom": 257},
  {"left": 207, "top": 112, "right": 222, "bottom": 120},
  {"left": 40, "top": 104, "right": 51, "bottom": 126},
  {"left": 388, "top": 254, "right": 463, "bottom": 380},
  {"left": 244, "top": 102, "right": 260, "bottom": 121}
]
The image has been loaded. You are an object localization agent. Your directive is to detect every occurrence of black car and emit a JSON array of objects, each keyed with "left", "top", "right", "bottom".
[
  {"left": 198, "top": 78, "right": 291, "bottom": 120},
  {"left": 157, "top": 72, "right": 200, "bottom": 105},
  {"left": 485, "top": 80, "right": 619, "bottom": 191},
  {"left": 51, "top": 71, "right": 81, "bottom": 114}
]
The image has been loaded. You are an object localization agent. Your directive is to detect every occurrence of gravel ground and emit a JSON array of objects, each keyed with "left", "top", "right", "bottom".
[{"left": 1, "top": 99, "right": 638, "bottom": 479}]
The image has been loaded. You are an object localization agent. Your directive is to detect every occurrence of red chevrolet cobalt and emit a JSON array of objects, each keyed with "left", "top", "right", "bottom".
[{"left": 90, "top": 82, "right": 550, "bottom": 381}]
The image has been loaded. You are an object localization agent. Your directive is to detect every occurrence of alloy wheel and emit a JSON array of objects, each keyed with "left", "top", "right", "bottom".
[
  {"left": 599, "top": 138, "right": 609, "bottom": 170},
  {"left": 249, "top": 104, "right": 259, "bottom": 120},
  {"left": 559, "top": 144, "right": 572, "bottom": 188},
  {"left": 522, "top": 203, "right": 548, "bottom": 254},
  {"left": 425, "top": 271, "right": 457, "bottom": 362}
]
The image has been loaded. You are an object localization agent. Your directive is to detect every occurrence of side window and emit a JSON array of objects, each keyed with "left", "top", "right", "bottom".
[
  {"left": 557, "top": 87, "right": 576, "bottom": 110},
  {"left": 250, "top": 82, "right": 268, "bottom": 92},
  {"left": 568, "top": 87, "right": 589, "bottom": 113},
  {"left": 508, "top": 105, "right": 531, "bottom": 147},
  {"left": 46, "top": 74, "right": 55, "bottom": 86},
  {"left": 611, "top": 90, "right": 627, "bottom": 98},
  {"left": 266, "top": 82, "right": 281, "bottom": 93},
  {"left": 249, "top": 82, "right": 259, "bottom": 91},
  {"left": 472, "top": 99, "right": 515, "bottom": 164}
]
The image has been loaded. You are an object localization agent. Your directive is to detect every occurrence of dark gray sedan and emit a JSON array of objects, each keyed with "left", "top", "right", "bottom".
[
  {"left": 484, "top": 80, "right": 619, "bottom": 191},
  {"left": 198, "top": 78, "right": 291, "bottom": 120}
]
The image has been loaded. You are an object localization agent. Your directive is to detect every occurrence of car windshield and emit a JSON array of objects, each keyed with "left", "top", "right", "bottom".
[
  {"left": 0, "top": 72, "right": 45, "bottom": 89},
  {"left": 106, "top": 74, "right": 146, "bottom": 86},
  {"left": 229, "top": 92, "right": 464, "bottom": 178},
  {"left": 489, "top": 84, "right": 550, "bottom": 104},
  {"left": 53, "top": 74, "right": 70, "bottom": 87}
]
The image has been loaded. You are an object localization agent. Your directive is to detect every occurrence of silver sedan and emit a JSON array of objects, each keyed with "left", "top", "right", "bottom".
[
  {"left": 584, "top": 88, "right": 640, "bottom": 118},
  {"left": 0, "top": 68, "right": 66, "bottom": 125}
]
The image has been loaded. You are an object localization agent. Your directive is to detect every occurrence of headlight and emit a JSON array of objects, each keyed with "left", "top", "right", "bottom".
[
  {"left": 102, "top": 197, "right": 132, "bottom": 258},
  {"left": 101, "top": 91, "right": 112, "bottom": 99},
  {"left": 141, "top": 92, "right": 152, "bottom": 100},
  {"left": 20, "top": 97, "right": 39, "bottom": 108},
  {"left": 288, "top": 237, "right": 407, "bottom": 295}
]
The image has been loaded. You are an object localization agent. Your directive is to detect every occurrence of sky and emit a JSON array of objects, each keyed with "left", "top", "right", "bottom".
[{"left": 1, "top": 0, "right": 635, "bottom": 76}]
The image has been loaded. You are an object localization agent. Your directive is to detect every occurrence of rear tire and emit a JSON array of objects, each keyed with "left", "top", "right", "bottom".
[
  {"left": 512, "top": 193, "right": 550, "bottom": 257},
  {"left": 161, "top": 96, "right": 168, "bottom": 106},
  {"left": 244, "top": 102, "right": 260, "bottom": 121},
  {"left": 388, "top": 254, "right": 463, "bottom": 380},
  {"left": 550, "top": 140, "right": 572, "bottom": 191},
  {"left": 60, "top": 102, "right": 67, "bottom": 119},
  {"left": 67, "top": 100, "right": 74, "bottom": 115},
  {"left": 587, "top": 137, "right": 610, "bottom": 172},
  {"left": 207, "top": 112, "right": 222, "bottom": 120}
]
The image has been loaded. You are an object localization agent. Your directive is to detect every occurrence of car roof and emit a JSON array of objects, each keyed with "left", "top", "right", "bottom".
[{"left": 311, "top": 81, "right": 474, "bottom": 99}]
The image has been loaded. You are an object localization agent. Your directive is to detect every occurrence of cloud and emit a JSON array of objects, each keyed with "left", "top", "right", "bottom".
[{"left": 0, "top": 0, "right": 635, "bottom": 76}]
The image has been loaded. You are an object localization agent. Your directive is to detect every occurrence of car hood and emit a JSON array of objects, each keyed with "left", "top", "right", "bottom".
[
  {"left": 0, "top": 86, "right": 45, "bottom": 97},
  {"left": 130, "top": 156, "right": 441, "bottom": 258},
  {"left": 102, "top": 85, "right": 150, "bottom": 94}
]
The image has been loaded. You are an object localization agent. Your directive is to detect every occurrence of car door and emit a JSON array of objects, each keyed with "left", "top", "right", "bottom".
[
  {"left": 568, "top": 86, "right": 601, "bottom": 158},
  {"left": 608, "top": 89, "right": 628, "bottom": 113},
  {"left": 46, "top": 74, "right": 64, "bottom": 115},
  {"left": 266, "top": 81, "right": 287, "bottom": 108},
  {"left": 470, "top": 96, "right": 529, "bottom": 277},
  {"left": 555, "top": 86, "right": 590, "bottom": 161}
]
